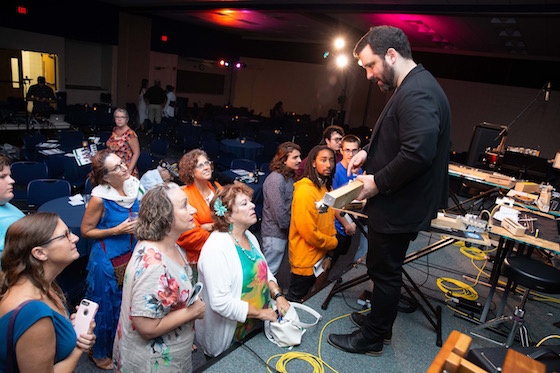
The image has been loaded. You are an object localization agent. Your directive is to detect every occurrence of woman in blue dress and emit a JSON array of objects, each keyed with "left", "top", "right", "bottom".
[
  {"left": 0, "top": 212, "right": 96, "bottom": 372},
  {"left": 81, "top": 149, "right": 143, "bottom": 370}
]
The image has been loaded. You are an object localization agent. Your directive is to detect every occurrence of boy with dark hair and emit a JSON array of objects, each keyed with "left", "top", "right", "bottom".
[{"left": 331, "top": 135, "right": 363, "bottom": 264}]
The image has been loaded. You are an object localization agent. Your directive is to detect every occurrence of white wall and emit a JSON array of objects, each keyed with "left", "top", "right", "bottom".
[
  {"left": 439, "top": 78, "right": 560, "bottom": 158},
  {"left": 233, "top": 57, "right": 348, "bottom": 121},
  {"left": 2, "top": 25, "right": 559, "bottom": 158},
  {"left": 175, "top": 57, "right": 229, "bottom": 107}
]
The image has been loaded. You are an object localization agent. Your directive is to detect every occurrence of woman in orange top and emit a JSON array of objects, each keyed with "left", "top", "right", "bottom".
[{"left": 176, "top": 149, "right": 221, "bottom": 276}]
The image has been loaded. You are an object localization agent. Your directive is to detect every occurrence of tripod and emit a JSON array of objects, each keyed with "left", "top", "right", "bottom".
[{"left": 321, "top": 215, "right": 452, "bottom": 347}]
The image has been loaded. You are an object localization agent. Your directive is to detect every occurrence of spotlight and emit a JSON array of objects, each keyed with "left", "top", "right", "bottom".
[
  {"left": 336, "top": 55, "right": 348, "bottom": 68},
  {"left": 235, "top": 62, "right": 242, "bottom": 69},
  {"left": 334, "top": 38, "right": 345, "bottom": 50},
  {"left": 219, "top": 59, "right": 226, "bottom": 66},
  {"left": 323, "top": 51, "right": 330, "bottom": 59}
]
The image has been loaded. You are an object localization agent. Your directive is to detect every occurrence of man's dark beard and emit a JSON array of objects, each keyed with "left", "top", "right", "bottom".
[{"left": 377, "top": 60, "right": 396, "bottom": 92}]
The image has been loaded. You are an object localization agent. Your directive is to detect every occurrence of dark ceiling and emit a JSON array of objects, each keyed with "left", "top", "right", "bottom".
[{"left": 100, "top": 0, "right": 560, "bottom": 62}]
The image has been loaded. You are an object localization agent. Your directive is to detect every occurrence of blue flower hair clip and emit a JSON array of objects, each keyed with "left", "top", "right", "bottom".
[{"left": 214, "top": 197, "right": 227, "bottom": 217}]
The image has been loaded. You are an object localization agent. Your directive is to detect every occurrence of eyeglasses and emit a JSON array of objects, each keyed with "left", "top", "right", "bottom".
[
  {"left": 196, "top": 160, "right": 213, "bottom": 169},
  {"left": 331, "top": 137, "right": 343, "bottom": 143},
  {"left": 114, "top": 116, "right": 127, "bottom": 119},
  {"left": 40, "top": 229, "right": 72, "bottom": 246},
  {"left": 107, "top": 161, "right": 127, "bottom": 173},
  {"left": 342, "top": 148, "right": 359, "bottom": 155}
]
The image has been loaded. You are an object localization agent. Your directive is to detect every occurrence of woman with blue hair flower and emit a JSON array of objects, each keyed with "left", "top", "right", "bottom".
[{"left": 195, "top": 183, "right": 289, "bottom": 358}]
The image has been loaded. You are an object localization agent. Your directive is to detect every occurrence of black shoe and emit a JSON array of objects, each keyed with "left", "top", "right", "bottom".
[
  {"left": 327, "top": 330, "right": 384, "bottom": 356},
  {"left": 349, "top": 313, "right": 392, "bottom": 345}
]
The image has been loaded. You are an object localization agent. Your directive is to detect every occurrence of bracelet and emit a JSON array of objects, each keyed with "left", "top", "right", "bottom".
[{"left": 272, "top": 291, "right": 285, "bottom": 301}]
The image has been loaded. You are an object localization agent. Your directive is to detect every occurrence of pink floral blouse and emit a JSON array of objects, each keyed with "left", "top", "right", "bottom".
[{"left": 106, "top": 128, "right": 139, "bottom": 177}]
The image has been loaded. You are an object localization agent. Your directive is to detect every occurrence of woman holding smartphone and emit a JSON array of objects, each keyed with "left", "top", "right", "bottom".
[
  {"left": 0, "top": 213, "right": 96, "bottom": 372},
  {"left": 81, "top": 149, "right": 142, "bottom": 370},
  {"left": 113, "top": 183, "right": 205, "bottom": 372}
]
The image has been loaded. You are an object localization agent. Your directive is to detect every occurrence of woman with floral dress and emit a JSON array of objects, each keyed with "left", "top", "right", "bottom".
[
  {"left": 113, "top": 183, "right": 205, "bottom": 372},
  {"left": 195, "top": 183, "right": 290, "bottom": 358},
  {"left": 106, "top": 108, "right": 140, "bottom": 177}
]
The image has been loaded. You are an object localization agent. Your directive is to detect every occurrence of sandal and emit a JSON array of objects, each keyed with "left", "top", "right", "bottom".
[{"left": 92, "top": 356, "right": 114, "bottom": 370}]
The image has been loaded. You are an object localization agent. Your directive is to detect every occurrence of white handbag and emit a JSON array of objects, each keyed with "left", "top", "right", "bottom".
[{"left": 264, "top": 302, "right": 322, "bottom": 347}]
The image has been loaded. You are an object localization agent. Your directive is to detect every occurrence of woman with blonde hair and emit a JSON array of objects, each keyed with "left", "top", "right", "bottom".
[
  {"left": 0, "top": 213, "right": 96, "bottom": 372},
  {"left": 106, "top": 108, "right": 140, "bottom": 177}
]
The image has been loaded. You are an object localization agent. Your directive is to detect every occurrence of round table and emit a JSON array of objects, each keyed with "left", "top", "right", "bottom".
[
  {"left": 221, "top": 138, "right": 264, "bottom": 161},
  {"left": 38, "top": 196, "right": 90, "bottom": 306},
  {"left": 38, "top": 196, "right": 90, "bottom": 257}
]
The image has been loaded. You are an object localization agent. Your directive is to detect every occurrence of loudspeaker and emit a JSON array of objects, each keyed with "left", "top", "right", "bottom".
[{"left": 466, "top": 123, "right": 504, "bottom": 167}]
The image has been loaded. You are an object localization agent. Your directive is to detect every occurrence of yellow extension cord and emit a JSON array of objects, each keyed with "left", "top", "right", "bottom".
[{"left": 266, "top": 309, "right": 370, "bottom": 373}]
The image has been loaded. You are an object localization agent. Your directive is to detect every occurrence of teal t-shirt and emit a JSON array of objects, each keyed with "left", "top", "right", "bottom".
[
  {"left": 0, "top": 300, "right": 77, "bottom": 371},
  {"left": 0, "top": 202, "right": 24, "bottom": 259}
]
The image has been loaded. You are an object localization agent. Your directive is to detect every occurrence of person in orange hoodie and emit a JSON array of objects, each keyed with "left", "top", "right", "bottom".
[
  {"left": 287, "top": 145, "right": 338, "bottom": 302},
  {"left": 176, "top": 149, "right": 221, "bottom": 278}
]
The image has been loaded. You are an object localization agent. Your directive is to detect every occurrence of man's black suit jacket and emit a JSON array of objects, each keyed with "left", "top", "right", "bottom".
[{"left": 364, "top": 64, "right": 451, "bottom": 234}]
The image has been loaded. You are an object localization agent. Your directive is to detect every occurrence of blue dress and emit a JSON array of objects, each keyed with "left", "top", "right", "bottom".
[
  {"left": 86, "top": 199, "right": 138, "bottom": 359},
  {"left": 0, "top": 300, "right": 76, "bottom": 371}
]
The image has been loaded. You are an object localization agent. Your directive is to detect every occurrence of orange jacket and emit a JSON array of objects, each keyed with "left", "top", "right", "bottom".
[
  {"left": 288, "top": 178, "right": 337, "bottom": 276},
  {"left": 176, "top": 181, "right": 221, "bottom": 263}
]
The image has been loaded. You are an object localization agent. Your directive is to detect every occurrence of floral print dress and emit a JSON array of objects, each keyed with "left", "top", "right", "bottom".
[
  {"left": 113, "top": 243, "right": 196, "bottom": 373},
  {"left": 106, "top": 128, "right": 139, "bottom": 177}
]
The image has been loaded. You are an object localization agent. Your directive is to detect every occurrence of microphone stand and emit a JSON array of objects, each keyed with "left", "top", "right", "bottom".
[{"left": 493, "top": 82, "right": 549, "bottom": 143}]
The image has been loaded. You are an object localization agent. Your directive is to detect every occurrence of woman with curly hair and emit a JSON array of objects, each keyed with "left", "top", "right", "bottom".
[
  {"left": 176, "top": 149, "right": 221, "bottom": 275},
  {"left": 195, "top": 183, "right": 289, "bottom": 358},
  {"left": 113, "top": 183, "right": 205, "bottom": 372},
  {"left": 261, "top": 142, "right": 301, "bottom": 276}
]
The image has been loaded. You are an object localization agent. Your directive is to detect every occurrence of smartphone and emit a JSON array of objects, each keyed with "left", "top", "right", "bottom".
[
  {"left": 186, "top": 282, "right": 203, "bottom": 307},
  {"left": 74, "top": 299, "right": 98, "bottom": 337}
]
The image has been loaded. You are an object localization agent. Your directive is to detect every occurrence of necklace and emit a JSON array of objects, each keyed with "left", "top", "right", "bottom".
[{"left": 229, "top": 231, "right": 256, "bottom": 262}]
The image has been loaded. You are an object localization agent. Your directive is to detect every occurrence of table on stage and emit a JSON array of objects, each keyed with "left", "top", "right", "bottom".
[
  {"left": 479, "top": 215, "right": 560, "bottom": 323},
  {"left": 448, "top": 162, "right": 560, "bottom": 218},
  {"left": 447, "top": 162, "right": 516, "bottom": 215},
  {"left": 221, "top": 138, "right": 264, "bottom": 161},
  {"left": 38, "top": 196, "right": 90, "bottom": 257}
]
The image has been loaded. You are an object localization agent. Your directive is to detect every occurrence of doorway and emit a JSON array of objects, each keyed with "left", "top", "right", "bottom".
[{"left": 0, "top": 48, "right": 58, "bottom": 114}]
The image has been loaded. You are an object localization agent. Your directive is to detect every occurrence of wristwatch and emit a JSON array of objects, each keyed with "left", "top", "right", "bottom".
[{"left": 272, "top": 290, "right": 284, "bottom": 300}]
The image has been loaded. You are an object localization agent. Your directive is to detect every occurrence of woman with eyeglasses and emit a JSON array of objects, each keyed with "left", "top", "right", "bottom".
[
  {"left": 0, "top": 213, "right": 96, "bottom": 372},
  {"left": 80, "top": 149, "right": 143, "bottom": 370},
  {"left": 176, "top": 149, "right": 221, "bottom": 278},
  {"left": 106, "top": 108, "right": 140, "bottom": 177},
  {"left": 113, "top": 183, "right": 205, "bottom": 372},
  {"left": 195, "top": 183, "right": 289, "bottom": 358}
]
